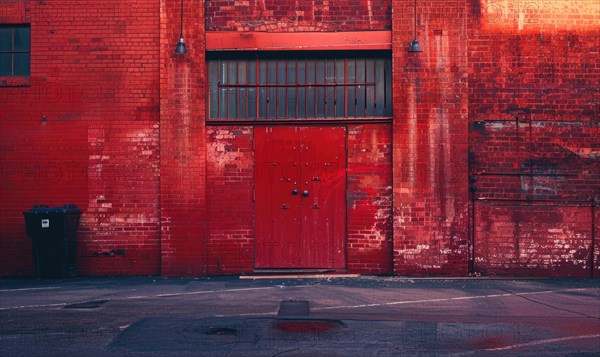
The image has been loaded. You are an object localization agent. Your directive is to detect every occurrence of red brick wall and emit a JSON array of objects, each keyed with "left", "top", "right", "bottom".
[
  {"left": 391, "top": 0, "right": 470, "bottom": 275},
  {"left": 347, "top": 124, "right": 393, "bottom": 274},
  {"left": 206, "top": 0, "right": 392, "bottom": 31},
  {"left": 475, "top": 204, "right": 595, "bottom": 277},
  {"left": 468, "top": 0, "right": 599, "bottom": 277},
  {"left": 159, "top": 0, "right": 208, "bottom": 276},
  {"left": 206, "top": 127, "right": 254, "bottom": 275},
  {"left": 1, "top": 1, "right": 597, "bottom": 278},
  {"left": 1, "top": 0, "right": 161, "bottom": 276}
]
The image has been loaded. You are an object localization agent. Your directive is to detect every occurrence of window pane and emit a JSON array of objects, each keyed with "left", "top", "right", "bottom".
[
  {"left": 356, "top": 59, "right": 366, "bottom": 117},
  {"left": 347, "top": 59, "right": 356, "bottom": 117},
  {"left": 258, "top": 61, "right": 266, "bottom": 85},
  {"left": 238, "top": 61, "right": 247, "bottom": 118},
  {"left": 287, "top": 61, "right": 297, "bottom": 118},
  {"left": 208, "top": 61, "right": 219, "bottom": 118},
  {"left": 239, "top": 87, "right": 247, "bottom": 118},
  {"left": 267, "top": 60, "right": 276, "bottom": 118},
  {"left": 307, "top": 86, "right": 315, "bottom": 118},
  {"left": 288, "top": 87, "right": 296, "bottom": 118},
  {"left": 277, "top": 60, "right": 286, "bottom": 118},
  {"left": 366, "top": 59, "right": 375, "bottom": 117},
  {"left": 306, "top": 59, "right": 315, "bottom": 85},
  {"left": 335, "top": 59, "right": 345, "bottom": 117},
  {"left": 297, "top": 59, "right": 306, "bottom": 117},
  {"left": 247, "top": 59, "right": 256, "bottom": 84},
  {"left": 258, "top": 87, "right": 267, "bottom": 118},
  {"left": 219, "top": 88, "right": 227, "bottom": 118},
  {"left": 385, "top": 58, "right": 393, "bottom": 117},
  {"left": 297, "top": 59, "right": 305, "bottom": 84},
  {"left": 298, "top": 87, "right": 306, "bottom": 118},
  {"left": 326, "top": 86, "right": 334, "bottom": 118},
  {"left": 317, "top": 85, "right": 325, "bottom": 118},
  {"left": 227, "top": 87, "right": 238, "bottom": 118},
  {"left": 316, "top": 59, "right": 325, "bottom": 117},
  {"left": 0, "top": 53, "right": 11, "bottom": 76},
  {"left": 220, "top": 61, "right": 227, "bottom": 84},
  {"left": 248, "top": 87, "right": 257, "bottom": 118},
  {"left": 14, "top": 53, "right": 29, "bottom": 76},
  {"left": 324, "top": 60, "right": 335, "bottom": 117},
  {"left": 14, "top": 27, "right": 30, "bottom": 51},
  {"left": 307, "top": 57, "right": 315, "bottom": 116},
  {"left": 325, "top": 59, "right": 335, "bottom": 83},
  {"left": 0, "top": 28, "right": 11, "bottom": 51},
  {"left": 228, "top": 60, "right": 237, "bottom": 81},
  {"left": 335, "top": 86, "right": 344, "bottom": 118},
  {"left": 316, "top": 59, "right": 325, "bottom": 84},
  {"left": 227, "top": 61, "right": 237, "bottom": 118},
  {"left": 267, "top": 60, "right": 276, "bottom": 84},
  {"left": 258, "top": 61, "right": 267, "bottom": 118},
  {"left": 375, "top": 58, "right": 385, "bottom": 116},
  {"left": 268, "top": 87, "right": 276, "bottom": 118},
  {"left": 219, "top": 61, "right": 227, "bottom": 118}
]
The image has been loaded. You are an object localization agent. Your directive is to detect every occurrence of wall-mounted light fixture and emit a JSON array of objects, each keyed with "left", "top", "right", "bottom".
[
  {"left": 408, "top": 0, "right": 422, "bottom": 52},
  {"left": 175, "top": 0, "right": 187, "bottom": 54}
]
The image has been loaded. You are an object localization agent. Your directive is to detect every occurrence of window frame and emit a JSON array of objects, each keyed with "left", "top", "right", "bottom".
[
  {"left": 0, "top": 24, "right": 31, "bottom": 78},
  {"left": 206, "top": 51, "right": 392, "bottom": 124}
]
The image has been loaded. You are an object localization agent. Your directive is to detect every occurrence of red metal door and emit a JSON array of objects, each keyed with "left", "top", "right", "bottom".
[{"left": 255, "top": 127, "right": 346, "bottom": 268}]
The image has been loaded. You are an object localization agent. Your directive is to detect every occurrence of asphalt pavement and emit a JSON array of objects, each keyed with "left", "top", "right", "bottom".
[{"left": 1, "top": 276, "right": 599, "bottom": 356}]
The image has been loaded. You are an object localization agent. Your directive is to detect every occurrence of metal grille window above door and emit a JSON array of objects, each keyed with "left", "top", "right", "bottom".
[{"left": 207, "top": 51, "right": 392, "bottom": 121}]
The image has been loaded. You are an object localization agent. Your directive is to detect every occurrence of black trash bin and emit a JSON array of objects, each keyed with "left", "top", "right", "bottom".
[{"left": 23, "top": 204, "right": 82, "bottom": 279}]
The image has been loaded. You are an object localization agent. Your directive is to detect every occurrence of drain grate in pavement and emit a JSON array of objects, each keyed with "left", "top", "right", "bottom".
[
  {"left": 278, "top": 300, "right": 310, "bottom": 317},
  {"left": 64, "top": 299, "right": 109, "bottom": 309}
]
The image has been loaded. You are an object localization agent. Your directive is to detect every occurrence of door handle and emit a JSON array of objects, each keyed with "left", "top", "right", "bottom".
[
  {"left": 292, "top": 189, "right": 298, "bottom": 195},
  {"left": 302, "top": 190, "right": 309, "bottom": 197}
]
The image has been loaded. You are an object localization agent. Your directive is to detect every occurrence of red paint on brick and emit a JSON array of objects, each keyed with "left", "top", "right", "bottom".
[
  {"left": 475, "top": 204, "right": 594, "bottom": 277},
  {"left": 205, "top": 31, "right": 392, "bottom": 51},
  {"left": 206, "top": 127, "right": 254, "bottom": 274},
  {"left": 206, "top": 0, "right": 392, "bottom": 32},
  {"left": 1, "top": 1, "right": 597, "bottom": 278},
  {"left": 1, "top": 0, "right": 161, "bottom": 276},
  {"left": 467, "top": 0, "right": 599, "bottom": 277},
  {"left": 391, "top": 0, "right": 470, "bottom": 275},
  {"left": 347, "top": 125, "right": 393, "bottom": 274},
  {"left": 160, "top": 0, "right": 208, "bottom": 276}
]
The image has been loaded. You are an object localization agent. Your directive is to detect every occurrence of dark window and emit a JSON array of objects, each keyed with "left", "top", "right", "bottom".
[
  {"left": 208, "top": 51, "right": 392, "bottom": 120},
  {"left": 0, "top": 25, "right": 31, "bottom": 77}
]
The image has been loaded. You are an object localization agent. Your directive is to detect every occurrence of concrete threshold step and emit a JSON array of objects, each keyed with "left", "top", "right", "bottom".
[{"left": 241, "top": 269, "right": 360, "bottom": 279}]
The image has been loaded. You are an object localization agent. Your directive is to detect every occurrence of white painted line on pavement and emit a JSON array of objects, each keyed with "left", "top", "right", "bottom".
[
  {"left": 312, "top": 288, "right": 594, "bottom": 311},
  {"left": 484, "top": 334, "right": 600, "bottom": 351},
  {"left": 213, "top": 311, "right": 277, "bottom": 318},
  {"left": 0, "top": 287, "right": 60, "bottom": 292},
  {"left": 0, "top": 303, "right": 67, "bottom": 311},
  {"left": 0, "top": 286, "right": 279, "bottom": 310},
  {"left": 156, "top": 286, "right": 275, "bottom": 297}
]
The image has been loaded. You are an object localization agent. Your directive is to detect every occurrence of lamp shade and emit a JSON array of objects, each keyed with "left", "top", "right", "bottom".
[
  {"left": 409, "top": 39, "right": 422, "bottom": 53},
  {"left": 175, "top": 35, "right": 186, "bottom": 54}
]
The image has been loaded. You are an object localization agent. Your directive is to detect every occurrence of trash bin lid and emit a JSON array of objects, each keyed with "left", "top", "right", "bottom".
[{"left": 23, "top": 204, "right": 82, "bottom": 214}]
